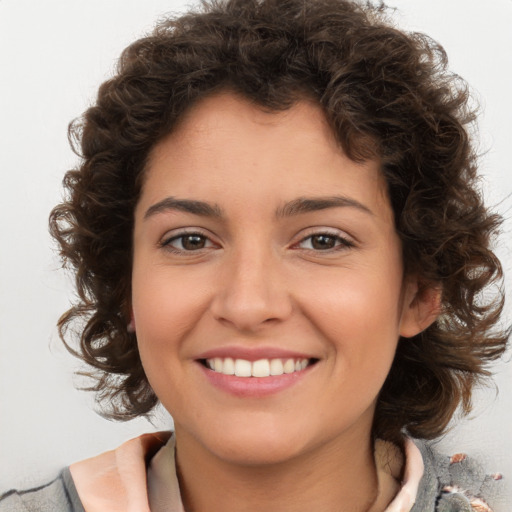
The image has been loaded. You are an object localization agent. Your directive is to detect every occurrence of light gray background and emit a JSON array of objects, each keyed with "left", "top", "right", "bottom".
[{"left": 1, "top": 0, "right": 511, "bottom": 505}]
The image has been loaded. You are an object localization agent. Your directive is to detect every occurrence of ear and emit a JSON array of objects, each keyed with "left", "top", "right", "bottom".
[{"left": 399, "top": 277, "right": 442, "bottom": 338}]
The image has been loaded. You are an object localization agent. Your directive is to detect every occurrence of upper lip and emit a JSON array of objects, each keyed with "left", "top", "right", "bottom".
[{"left": 195, "top": 346, "right": 317, "bottom": 362}]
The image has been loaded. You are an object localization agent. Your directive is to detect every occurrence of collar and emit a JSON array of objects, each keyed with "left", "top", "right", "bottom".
[
  {"left": 69, "top": 431, "right": 171, "bottom": 512},
  {"left": 70, "top": 432, "right": 423, "bottom": 512}
]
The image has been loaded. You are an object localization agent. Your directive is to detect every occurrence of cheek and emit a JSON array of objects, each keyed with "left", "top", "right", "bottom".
[
  {"left": 131, "top": 272, "right": 202, "bottom": 409},
  {"left": 132, "top": 265, "right": 210, "bottom": 340},
  {"left": 303, "top": 264, "right": 404, "bottom": 331},
  {"left": 299, "top": 264, "right": 404, "bottom": 373},
  {"left": 131, "top": 272, "right": 209, "bottom": 403}
]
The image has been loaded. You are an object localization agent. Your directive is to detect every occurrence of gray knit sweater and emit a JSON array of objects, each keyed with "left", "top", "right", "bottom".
[{"left": 0, "top": 441, "right": 504, "bottom": 511}]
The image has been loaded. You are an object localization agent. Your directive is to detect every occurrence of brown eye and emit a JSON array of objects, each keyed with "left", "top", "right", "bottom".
[
  {"left": 297, "top": 232, "right": 354, "bottom": 251},
  {"left": 163, "top": 233, "right": 214, "bottom": 252},
  {"left": 310, "top": 235, "right": 336, "bottom": 250},
  {"left": 181, "top": 234, "right": 207, "bottom": 250}
]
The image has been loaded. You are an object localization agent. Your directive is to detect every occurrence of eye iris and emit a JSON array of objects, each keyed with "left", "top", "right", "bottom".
[
  {"left": 311, "top": 235, "right": 336, "bottom": 250},
  {"left": 182, "top": 235, "right": 206, "bottom": 250}
]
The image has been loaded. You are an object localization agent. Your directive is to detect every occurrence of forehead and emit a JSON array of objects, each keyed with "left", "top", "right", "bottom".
[
  {"left": 148, "top": 92, "right": 340, "bottom": 164},
  {"left": 140, "top": 92, "right": 391, "bottom": 222}
]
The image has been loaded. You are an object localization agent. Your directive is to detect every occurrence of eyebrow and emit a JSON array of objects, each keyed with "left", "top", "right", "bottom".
[
  {"left": 144, "top": 197, "right": 224, "bottom": 219},
  {"left": 144, "top": 195, "right": 373, "bottom": 220},
  {"left": 275, "top": 196, "right": 374, "bottom": 218}
]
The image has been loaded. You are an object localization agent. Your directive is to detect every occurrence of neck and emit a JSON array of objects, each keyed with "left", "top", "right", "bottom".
[{"left": 174, "top": 427, "right": 379, "bottom": 512}]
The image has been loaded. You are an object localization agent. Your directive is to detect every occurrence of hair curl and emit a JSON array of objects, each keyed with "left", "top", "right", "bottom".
[{"left": 49, "top": 0, "right": 509, "bottom": 443}]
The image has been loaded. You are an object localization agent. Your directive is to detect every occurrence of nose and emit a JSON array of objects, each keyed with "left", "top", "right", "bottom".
[{"left": 210, "top": 247, "right": 293, "bottom": 333}]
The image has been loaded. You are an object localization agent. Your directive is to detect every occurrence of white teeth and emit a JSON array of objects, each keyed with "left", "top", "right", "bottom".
[
  {"left": 223, "top": 357, "right": 235, "bottom": 375},
  {"left": 269, "top": 359, "right": 284, "bottom": 376},
  {"left": 205, "top": 357, "right": 311, "bottom": 377},
  {"left": 283, "top": 359, "right": 295, "bottom": 374},
  {"left": 234, "top": 359, "right": 252, "bottom": 377},
  {"left": 252, "top": 359, "right": 270, "bottom": 377}
]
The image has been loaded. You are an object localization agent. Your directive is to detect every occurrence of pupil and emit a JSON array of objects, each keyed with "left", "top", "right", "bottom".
[
  {"left": 312, "top": 235, "right": 335, "bottom": 250},
  {"left": 183, "top": 235, "right": 205, "bottom": 250}
]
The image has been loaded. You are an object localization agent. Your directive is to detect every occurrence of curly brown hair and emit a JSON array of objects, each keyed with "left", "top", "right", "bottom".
[{"left": 49, "top": 0, "right": 509, "bottom": 443}]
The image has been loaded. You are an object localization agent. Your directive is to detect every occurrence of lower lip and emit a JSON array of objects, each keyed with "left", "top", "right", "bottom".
[{"left": 197, "top": 363, "right": 312, "bottom": 398}]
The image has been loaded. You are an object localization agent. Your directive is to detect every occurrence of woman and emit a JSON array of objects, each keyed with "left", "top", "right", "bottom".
[{"left": 1, "top": 0, "right": 508, "bottom": 510}]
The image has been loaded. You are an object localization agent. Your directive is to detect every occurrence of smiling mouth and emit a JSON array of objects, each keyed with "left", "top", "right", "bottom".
[{"left": 200, "top": 357, "right": 318, "bottom": 377}]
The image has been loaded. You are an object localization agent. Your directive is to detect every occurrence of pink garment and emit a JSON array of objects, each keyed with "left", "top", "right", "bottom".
[
  {"left": 70, "top": 432, "right": 423, "bottom": 512},
  {"left": 70, "top": 432, "right": 171, "bottom": 512},
  {"left": 383, "top": 438, "right": 424, "bottom": 512}
]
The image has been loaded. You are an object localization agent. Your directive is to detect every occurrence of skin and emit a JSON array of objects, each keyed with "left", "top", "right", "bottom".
[{"left": 132, "top": 93, "right": 436, "bottom": 511}]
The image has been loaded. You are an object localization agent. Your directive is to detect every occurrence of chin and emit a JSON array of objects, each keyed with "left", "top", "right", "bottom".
[
  {"left": 212, "top": 433, "right": 308, "bottom": 467},
  {"left": 178, "top": 413, "right": 316, "bottom": 467}
]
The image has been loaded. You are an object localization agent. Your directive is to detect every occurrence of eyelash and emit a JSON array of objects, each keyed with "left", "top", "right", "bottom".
[
  {"left": 159, "top": 229, "right": 354, "bottom": 254},
  {"left": 160, "top": 231, "right": 215, "bottom": 253},
  {"left": 294, "top": 231, "right": 355, "bottom": 252}
]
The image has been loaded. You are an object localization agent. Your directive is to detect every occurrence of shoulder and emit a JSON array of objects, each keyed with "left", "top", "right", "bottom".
[
  {"left": 413, "top": 439, "right": 505, "bottom": 512},
  {"left": 0, "top": 468, "right": 84, "bottom": 512},
  {"left": 0, "top": 431, "right": 171, "bottom": 512}
]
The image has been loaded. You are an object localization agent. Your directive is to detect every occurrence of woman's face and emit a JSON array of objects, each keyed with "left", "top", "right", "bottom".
[{"left": 132, "top": 93, "right": 422, "bottom": 465}]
